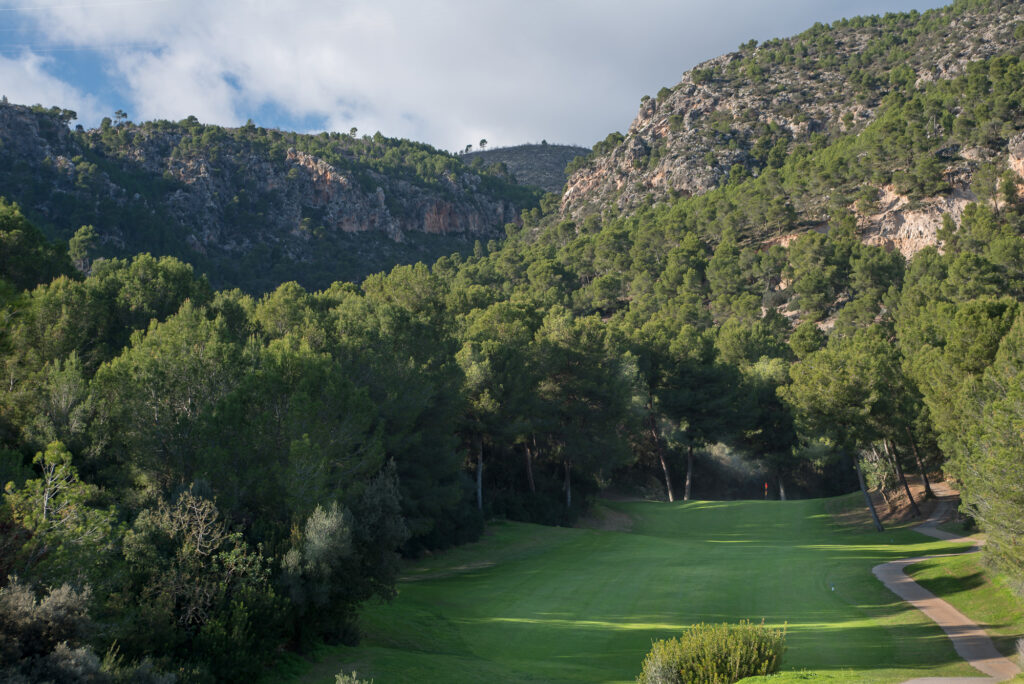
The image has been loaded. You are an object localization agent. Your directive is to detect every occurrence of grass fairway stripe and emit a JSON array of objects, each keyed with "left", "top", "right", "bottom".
[{"left": 281, "top": 496, "right": 983, "bottom": 684}]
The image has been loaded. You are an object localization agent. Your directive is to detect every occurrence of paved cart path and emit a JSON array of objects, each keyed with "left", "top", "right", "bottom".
[{"left": 872, "top": 489, "right": 1021, "bottom": 684}]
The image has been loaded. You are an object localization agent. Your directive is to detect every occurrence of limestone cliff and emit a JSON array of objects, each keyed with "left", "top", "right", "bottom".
[
  {"left": 561, "top": 0, "right": 1024, "bottom": 227},
  {"left": 0, "top": 103, "right": 537, "bottom": 291}
]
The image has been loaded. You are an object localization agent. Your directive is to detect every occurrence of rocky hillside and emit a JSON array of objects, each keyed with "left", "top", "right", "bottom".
[
  {"left": 0, "top": 103, "right": 540, "bottom": 291},
  {"left": 461, "top": 143, "right": 589, "bottom": 193},
  {"left": 561, "top": 0, "right": 1024, "bottom": 236}
]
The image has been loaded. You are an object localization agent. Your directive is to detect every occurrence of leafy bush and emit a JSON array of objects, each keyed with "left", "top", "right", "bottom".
[
  {"left": 336, "top": 672, "right": 372, "bottom": 684},
  {"left": 637, "top": 620, "right": 786, "bottom": 684}
]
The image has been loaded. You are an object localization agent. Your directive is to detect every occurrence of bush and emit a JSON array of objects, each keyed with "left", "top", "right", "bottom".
[{"left": 637, "top": 620, "right": 786, "bottom": 684}]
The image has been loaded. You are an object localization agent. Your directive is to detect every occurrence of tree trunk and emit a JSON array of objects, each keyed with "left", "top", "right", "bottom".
[
  {"left": 474, "top": 434, "right": 483, "bottom": 512},
  {"left": 564, "top": 460, "right": 572, "bottom": 509},
  {"left": 869, "top": 447, "right": 892, "bottom": 509},
  {"left": 855, "top": 456, "right": 885, "bottom": 532},
  {"left": 879, "top": 486, "right": 891, "bottom": 509},
  {"left": 648, "top": 414, "right": 674, "bottom": 502},
  {"left": 524, "top": 440, "right": 536, "bottom": 494},
  {"left": 683, "top": 445, "right": 694, "bottom": 501},
  {"left": 905, "top": 426, "right": 933, "bottom": 498},
  {"left": 778, "top": 476, "right": 787, "bottom": 501},
  {"left": 885, "top": 439, "right": 921, "bottom": 518}
]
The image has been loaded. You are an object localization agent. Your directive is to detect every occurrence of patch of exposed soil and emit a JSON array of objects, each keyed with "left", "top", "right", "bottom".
[
  {"left": 829, "top": 476, "right": 955, "bottom": 532},
  {"left": 399, "top": 561, "right": 496, "bottom": 583},
  {"left": 575, "top": 505, "right": 634, "bottom": 532}
]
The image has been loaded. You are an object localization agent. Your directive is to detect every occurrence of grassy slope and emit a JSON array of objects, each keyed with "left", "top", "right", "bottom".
[
  {"left": 907, "top": 552, "right": 1024, "bottom": 661},
  {"left": 281, "top": 497, "right": 985, "bottom": 684}
]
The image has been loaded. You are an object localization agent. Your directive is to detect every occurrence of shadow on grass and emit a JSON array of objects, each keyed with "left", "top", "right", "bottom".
[
  {"left": 439, "top": 611, "right": 975, "bottom": 674},
  {"left": 911, "top": 570, "right": 988, "bottom": 597},
  {"left": 281, "top": 498, "right": 990, "bottom": 683}
]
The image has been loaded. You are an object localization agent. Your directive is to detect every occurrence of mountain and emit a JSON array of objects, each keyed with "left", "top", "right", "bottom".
[
  {"left": 560, "top": 0, "right": 1024, "bottom": 255},
  {"left": 0, "top": 103, "right": 541, "bottom": 292},
  {"left": 461, "top": 143, "right": 590, "bottom": 193}
]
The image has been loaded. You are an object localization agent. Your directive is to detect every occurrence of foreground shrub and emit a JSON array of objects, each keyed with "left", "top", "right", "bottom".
[
  {"left": 0, "top": 578, "right": 174, "bottom": 683},
  {"left": 637, "top": 620, "right": 786, "bottom": 684}
]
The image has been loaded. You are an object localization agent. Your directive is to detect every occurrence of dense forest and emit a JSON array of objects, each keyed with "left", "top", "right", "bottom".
[{"left": 3, "top": 1, "right": 1024, "bottom": 681}]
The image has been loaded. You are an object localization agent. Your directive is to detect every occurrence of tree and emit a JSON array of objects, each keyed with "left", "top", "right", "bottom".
[
  {"left": 656, "top": 326, "right": 741, "bottom": 501},
  {"left": 455, "top": 301, "right": 538, "bottom": 511},
  {"left": 0, "top": 579, "right": 111, "bottom": 683},
  {"left": 116, "top": 488, "right": 282, "bottom": 680},
  {"left": 782, "top": 328, "right": 903, "bottom": 530},
  {"left": 739, "top": 357, "right": 798, "bottom": 500},
  {"left": 0, "top": 199, "right": 74, "bottom": 291},
  {"left": 533, "top": 307, "right": 634, "bottom": 511},
  {"left": 619, "top": 319, "right": 682, "bottom": 502},
  {"left": 91, "top": 302, "right": 246, "bottom": 491},
  {"left": 280, "top": 463, "right": 407, "bottom": 646},
  {"left": 68, "top": 225, "right": 97, "bottom": 275},
  {"left": 3, "top": 442, "right": 118, "bottom": 585},
  {"left": 949, "top": 312, "right": 1024, "bottom": 581},
  {"left": 17, "top": 352, "right": 93, "bottom": 454},
  {"left": 334, "top": 264, "right": 478, "bottom": 552},
  {"left": 479, "top": 138, "right": 488, "bottom": 150}
]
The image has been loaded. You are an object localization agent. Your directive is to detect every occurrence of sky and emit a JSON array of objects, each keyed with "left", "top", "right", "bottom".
[{"left": 0, "top": 0, "right": 949, "bottom": 153}]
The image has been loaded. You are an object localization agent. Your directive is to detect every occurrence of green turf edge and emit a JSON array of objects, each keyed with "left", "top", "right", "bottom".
[{"left": 905, "top": 552, "right": 1024, "bottom": 661}]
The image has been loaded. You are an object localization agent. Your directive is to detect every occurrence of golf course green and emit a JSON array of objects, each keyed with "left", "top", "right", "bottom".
[{"left": 282, "top": 496, "right": 987, "bottom": 683}]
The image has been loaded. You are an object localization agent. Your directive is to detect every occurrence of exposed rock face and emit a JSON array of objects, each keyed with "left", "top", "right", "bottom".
[
  {"left": 1009, "top": 133, "right": 1024, "bottom": 181},
  {"left": 0, "top": 103, "right": 530, "bottom": 290},
  {"left": 767, "top": 185, "right": 979, "bottom": 260},
  {"left": 561, "top": 1, "right": 1024, "bottom": 218},
  {"left": 860, "top": 186, "right": 974, "bottom": 259}
]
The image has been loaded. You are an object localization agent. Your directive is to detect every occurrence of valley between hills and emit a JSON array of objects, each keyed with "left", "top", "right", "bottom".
[{"left": 3, "top": 1, "right": 1024, "bottom": 682}]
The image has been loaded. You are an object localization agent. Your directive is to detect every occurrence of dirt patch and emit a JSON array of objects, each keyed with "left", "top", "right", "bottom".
[
  {"left": 829, "top": 476, "right": 956, "bottom": 532},
  {"left": 576, "top": 505, "right": 634, "bottom": 532},
  {"left": 878, "top": 478, "right": 946, "bottom": 524}
]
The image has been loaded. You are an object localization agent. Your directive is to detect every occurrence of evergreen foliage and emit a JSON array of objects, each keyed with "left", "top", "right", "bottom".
[{"left": 2, "top": 1, "right": 1024, "bottom": 679}]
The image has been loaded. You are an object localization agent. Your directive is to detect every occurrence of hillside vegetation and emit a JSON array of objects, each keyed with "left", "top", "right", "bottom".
[
  {"left": 563, "top": 0, "right": 1024, "bottom": 219},
  {"left": 0, "top": 103, "right": 540, "bottom": 292},
  {"left": 462, "top": 143, "right": 589, "bottom": 192},
  {"left": 2, "top": 0, "right": 1024, "bottom": 681}
]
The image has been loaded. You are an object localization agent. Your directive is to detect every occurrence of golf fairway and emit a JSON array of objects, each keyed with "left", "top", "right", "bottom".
[{"left": 286, "top": 496, "right": 986, "bottom": 683}]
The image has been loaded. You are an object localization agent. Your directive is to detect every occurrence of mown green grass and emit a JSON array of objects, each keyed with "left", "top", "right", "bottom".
[
  {"left": 907, "top": 552, "right": 1024, "bottom": 660},
  {"left": 279, "top": 496, "right": 983, "bottom": 684}
]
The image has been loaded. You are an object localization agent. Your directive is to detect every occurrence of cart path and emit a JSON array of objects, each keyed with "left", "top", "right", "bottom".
[{"left": 872, "top": 490, "right": 1021, "bottom": 683}]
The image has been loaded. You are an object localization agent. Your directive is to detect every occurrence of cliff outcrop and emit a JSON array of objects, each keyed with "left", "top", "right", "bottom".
[
  {"left": 561, "top": 0, "right": 1024, "bottom": 226},
  {"left": 0, "top": 103, "right": 536, "bottom": 291}
]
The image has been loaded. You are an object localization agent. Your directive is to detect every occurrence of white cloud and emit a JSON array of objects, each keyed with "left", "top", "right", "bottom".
[
  {"left": 2, "top": 0, "right": 949, "bottom": 151},
  {"left": 0, "top": 51, "right": 105, "bottom": 123},
  {"left": 113, "top": 48, "right": 242, "bottom": 124}
]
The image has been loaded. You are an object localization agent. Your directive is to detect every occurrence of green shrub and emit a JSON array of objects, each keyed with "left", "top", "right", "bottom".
[{"left": 637, "top": 620, "right": 786, "bottom": 684}]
